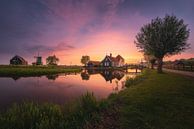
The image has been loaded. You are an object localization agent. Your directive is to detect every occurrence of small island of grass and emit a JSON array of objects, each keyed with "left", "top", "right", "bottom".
[{"left": 0, "top": 65, "right": 81, "bottom": 77}]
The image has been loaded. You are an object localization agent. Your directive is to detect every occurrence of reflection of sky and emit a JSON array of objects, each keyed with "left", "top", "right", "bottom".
[
  {"left": 0, "top": 71, "right": 138, "bottom": 108},
  {"left": 0, "top": 0, "right": 193, "bottom": 64}
]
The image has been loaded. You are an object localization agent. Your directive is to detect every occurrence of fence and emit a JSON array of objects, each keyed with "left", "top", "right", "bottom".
[{"left": 163, "top": 64, "right": 194, "bottom": 72}]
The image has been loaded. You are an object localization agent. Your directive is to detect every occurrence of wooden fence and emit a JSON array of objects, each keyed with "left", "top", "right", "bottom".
[{"left": 163, "top": 64, "right": 194, "bottom": 72}]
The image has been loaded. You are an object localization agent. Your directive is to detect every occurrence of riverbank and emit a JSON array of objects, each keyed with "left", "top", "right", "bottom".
[
  {"left": 0, "top": 65, "right": 81, "bottom": 77},
  {"left": 0, "top": 69, "right": 194, "bottom": 129},
  {"left": 95, "top": 69, "right": 194, "bottom": 129}
]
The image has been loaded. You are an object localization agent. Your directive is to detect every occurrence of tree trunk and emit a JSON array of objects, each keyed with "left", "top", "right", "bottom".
[
  {"left": 151, "top": 63, "right": 154, "bottom": 69},
  {"left": 157, "top": 58, "right": 163, "bottom": 73}
]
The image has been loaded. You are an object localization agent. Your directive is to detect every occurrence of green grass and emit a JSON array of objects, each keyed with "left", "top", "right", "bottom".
[
  {"left": 0, "top": 65, "right": 81, "bottom": 77},
  {"left": 103, "top": 69, "right": 194, "bottom": 129}
]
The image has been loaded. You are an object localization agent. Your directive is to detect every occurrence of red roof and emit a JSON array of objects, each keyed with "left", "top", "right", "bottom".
[
  {"left": 116, "top": 55, "right": 124, "bottom": 61},
  {"left": 106, "top": 55, "right": 124, "bottom": 63}
]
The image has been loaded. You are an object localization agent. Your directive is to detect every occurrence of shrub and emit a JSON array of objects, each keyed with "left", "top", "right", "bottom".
[{"left": 0, "top": 92, "right": 108, "bottom": 129}]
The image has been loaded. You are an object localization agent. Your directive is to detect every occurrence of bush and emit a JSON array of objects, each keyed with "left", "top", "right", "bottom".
[{"left": 0, "top": 92, "right": 108, "bottom": 129}]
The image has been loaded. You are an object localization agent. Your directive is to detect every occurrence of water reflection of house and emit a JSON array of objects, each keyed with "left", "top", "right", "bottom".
[
  {"left": 11, "top": 76, "right": 21, "bottom": 81},
  {"left": 100, "top": 70, "right": 125, "bottom": 83},
  {"left": 80, "top": 70, "right": 125, "bottom": 83}
]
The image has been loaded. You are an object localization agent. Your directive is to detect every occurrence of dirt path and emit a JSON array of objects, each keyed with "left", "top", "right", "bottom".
[{"left": 163, "top": 68, "right": 194, "bottom": 78}]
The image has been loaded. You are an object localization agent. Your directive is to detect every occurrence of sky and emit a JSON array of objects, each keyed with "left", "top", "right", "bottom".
[{"left": 0, "top": 0, "right": 194, "bottom": 65}]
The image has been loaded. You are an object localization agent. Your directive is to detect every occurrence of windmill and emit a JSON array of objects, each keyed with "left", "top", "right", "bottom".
[{"left": 33, "top": 52, "right": 43, "bottom": 65}]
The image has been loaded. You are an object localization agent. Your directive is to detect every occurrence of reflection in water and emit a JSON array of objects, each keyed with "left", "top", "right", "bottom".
[
  {"left": 81, "top": 72, "right": 90, "bottom": 80},
  {"left": 80, "top": 69, "right": 138, "bottom": 94},
  {"left": 100, "top": 70, "right": 125, "bottom": 83},
  {"left": 0, "top": 69, "right": 140, "bottom": 109},
  {"left": 11, "top": 76, "right": 21, "bottom": 81},
  {"left": 46, "top": 75, "right": 59, "bottom": 80},
  {"left": 81, "top": 70, "right": 125, "bottom": 83}
]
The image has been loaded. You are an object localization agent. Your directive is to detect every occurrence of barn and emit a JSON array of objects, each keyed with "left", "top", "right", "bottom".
[{"left": 10, "top": 55, "right": 28, "bottom": 65}]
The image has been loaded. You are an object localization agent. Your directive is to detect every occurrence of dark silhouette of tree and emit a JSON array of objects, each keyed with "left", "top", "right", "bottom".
[
  {"left": 81, "top": 72, "right": 90, "bottom": 80},
  {"left": 46, "top": 55, "right": 59, "bottom": 65},
  {"left": 46, "top": 74, "right": 59, "bottom": 80},
  {"left": 81, "top": 55, "right": 90, "bottom": 66},
  {"left": 135, "top": 15, "right": 190, "bottom": 73}
]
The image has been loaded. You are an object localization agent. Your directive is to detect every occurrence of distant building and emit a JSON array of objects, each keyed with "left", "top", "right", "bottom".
[
  {"left": 32, "top": 56, "right": 43, "bottom": 65},
  {"left": 87, "top": 61, "right": 101, "bottom": 67},
  {"left": 101, "top": 53, "right": 125, "bottom": 67},
  {"left": 10, "top": 55, "right": 28, "bottom": 65}
]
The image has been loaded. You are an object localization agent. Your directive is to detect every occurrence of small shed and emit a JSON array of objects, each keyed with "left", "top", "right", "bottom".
[
  {"left": 87, "top": 61, "right": 100, "bottom": 67},
  {"left": 10, "top": 55, "right": 28, "bottom": 65}
]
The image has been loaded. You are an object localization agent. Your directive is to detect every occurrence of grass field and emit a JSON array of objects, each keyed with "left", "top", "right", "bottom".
[
  {"left": 99, "top": 69, "right": 194, "bottom": 129},
  {"left": 0, "top": 65, "right": 81, "bottom": 77},
  {"left": 0, "top": 69, "right": 194, "bottom": 129}
]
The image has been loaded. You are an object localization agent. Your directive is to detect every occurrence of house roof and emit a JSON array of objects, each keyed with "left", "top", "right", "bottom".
[
  {"left": 106, "top": 55, "right": 124, "bottom": 63},
  {"left": 88, "top": 61, "right": 101, "bottom": 65},
  {"left": 107, "top": 56, "right": 118, "bottom": 62},
  {"left": 11, "top": 55, "right": 27, "bottom": 62},
  {"left": 116, "top": 55, "right": 124, "bottom": 61}
]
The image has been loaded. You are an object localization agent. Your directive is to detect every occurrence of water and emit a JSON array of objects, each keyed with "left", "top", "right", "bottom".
[{"left": 0, "top": 69, "right": 141, "bottom": 109}]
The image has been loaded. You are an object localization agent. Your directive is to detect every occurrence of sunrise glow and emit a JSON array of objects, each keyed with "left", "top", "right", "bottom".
[{"left": 0, "top": 0, "right": 193, "bottom": 65}]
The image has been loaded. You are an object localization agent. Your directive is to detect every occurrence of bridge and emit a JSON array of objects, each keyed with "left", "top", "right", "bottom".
[{"left": 122, "top": 64, "right": 145, "bottom": 69}]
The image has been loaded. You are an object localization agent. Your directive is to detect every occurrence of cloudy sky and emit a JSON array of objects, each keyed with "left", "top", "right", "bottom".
[{"left": 0, "top": 0, "right": 194, "bottom": 65}]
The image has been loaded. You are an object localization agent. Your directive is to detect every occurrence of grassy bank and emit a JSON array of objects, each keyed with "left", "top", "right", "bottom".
[
  {"left": 98, "top": 69, "right": 194, "bottom": 129},
  {"left": 0, "top": 65, "right": 81, "bottom": 77},
  {"left": 1, "top": 69, "right": 194, "bottom": 129},
  {"left": 0, "top": 93, "right": 107, "bottom": 129}
]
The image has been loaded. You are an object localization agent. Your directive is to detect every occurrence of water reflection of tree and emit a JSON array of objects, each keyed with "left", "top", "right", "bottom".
[
  {"left": 81, "top": 72, "right": 90, "bottom": 80},
  {"left": 46, "top": 74, "right": 59, "bottom": 80},
  {"left": 112, "top": 79, "right": 126, "bottom": 93}
]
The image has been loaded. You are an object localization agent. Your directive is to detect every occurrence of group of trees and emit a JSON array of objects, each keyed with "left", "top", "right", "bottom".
[
  {"left": 46, "top": 55, "right": 59, "bottom": 65},
  {"left": 81, "top": 55, "right": 90, "bottom": 66},
  {"left": 135, "top": 15, "right": 190, "bottom": 73}
]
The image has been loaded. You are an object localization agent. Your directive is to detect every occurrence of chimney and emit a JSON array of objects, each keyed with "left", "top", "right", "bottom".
[{"left": 110, "top": 53, "right": 112, "bottom": 57}]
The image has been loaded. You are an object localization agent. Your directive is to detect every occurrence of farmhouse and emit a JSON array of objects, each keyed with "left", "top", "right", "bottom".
[
  {"left": 10, "top": 55, "right": 28, "bottom": 65},
  {"left": 101, "top": 53, "right": 125, "bottom": 67},
  {"left": 87, "top": 53, "right": 125, "bottom": 67}
]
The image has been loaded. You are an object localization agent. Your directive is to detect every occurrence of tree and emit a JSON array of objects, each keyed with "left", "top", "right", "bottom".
[
  {"left": 135, "top": 15, "right": 190, "bottom": 73},
  {"left": 144, "top": 54, "right": 156, "bottom": 69},
  {"left": 46, "top": 55, "right": 59, "bottom": 65},
  {"left": 81, "top": 55, "right": 90, "bottom": 66}
]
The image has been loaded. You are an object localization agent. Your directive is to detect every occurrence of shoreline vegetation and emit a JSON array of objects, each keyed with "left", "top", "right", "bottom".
[
  {"left": 0, "top": 65, "right": 141, "bottom": 78},
  {"left": 0, "top": 65, "right": 82, "bottom": 77},
  {"left": 1, "top": 69, "right": 194, "bottom": 128}
]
